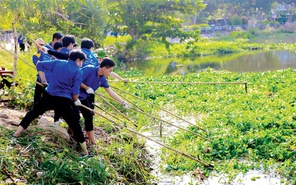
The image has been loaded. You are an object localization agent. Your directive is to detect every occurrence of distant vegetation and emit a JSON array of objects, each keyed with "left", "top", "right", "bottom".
[{"left": 1, "top": 0, "right": 296, "bottom": 60}]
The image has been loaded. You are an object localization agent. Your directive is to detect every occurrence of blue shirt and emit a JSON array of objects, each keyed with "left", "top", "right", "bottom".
[
  {"left": 32, "top": 51, "right": 53, "bottom": 82},
  {"left": 79, "top": 65, "right": 109, "bottom": 100},
  {"left": 43, "top": 43, "right": 55, "bottom": 61},
  {"left": 81, "top": 48, "right": 99, "bottom": 67},
  {"left": 48, "top": 42, "right": 53, "bottom": 48},
  {"left": 18, "top": 36, "right": 24, "bottom": 44},
  {"left": 60, "top": 47, "right": 70, "bottom": 54},
  {"left": 37, "top": 59, "right": 82, "bottom": 100}
]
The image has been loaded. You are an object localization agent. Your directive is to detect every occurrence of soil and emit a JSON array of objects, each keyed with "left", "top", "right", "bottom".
[{"left": 0, "top": 107, "right": 109, "bottom": 142}]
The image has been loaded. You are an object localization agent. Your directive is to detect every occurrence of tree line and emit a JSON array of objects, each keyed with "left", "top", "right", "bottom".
[
  {"left": 0, "top": 0, "right": 204, "bottom": 54},
  {"left": 1, "top": 0, "right": 294, "bottom": 57}
]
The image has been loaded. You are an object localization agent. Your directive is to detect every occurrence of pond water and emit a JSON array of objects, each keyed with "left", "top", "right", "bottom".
[
  {"left": 129, "top": 51, "right": 295, "bottom": 184},
  {"left": 143, "top": 113, "right": 288, "bottom": 185},
  {"left": 126, "top": 50, "right": 296, "bottom": 75}
]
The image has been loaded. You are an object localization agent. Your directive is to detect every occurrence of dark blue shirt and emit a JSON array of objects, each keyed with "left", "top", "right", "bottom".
[
  {"left": 18, "top": 36, "right": 24, "bottom": 44},
  {"left": 37, "top": 59, "right": 82, "bottom": 100},
  {"left": 60, "top": 47, "right": 70, "bottom": 54},
  {"left": 43, "top": 43, "right": 55, "bottom": 61},
  {"left": 48, "top": 42, "right": 53, "bottom": 48},
  {"left": 81, "top": 48, "right": 99, "bottom": 67},
  {"left": 79, "top": 65, "right": 109, "bottom": 100},
  {"left": 32, "top": 51, "right": 53, "bottom": 82}
]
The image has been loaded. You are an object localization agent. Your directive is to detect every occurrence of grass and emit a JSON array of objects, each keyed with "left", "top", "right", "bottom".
[
  {"left": 0, "top": 47, "right": 154, "bottom": 184},
  {"left": 0, "top": 117, "right": 153, "bottom": 184}
]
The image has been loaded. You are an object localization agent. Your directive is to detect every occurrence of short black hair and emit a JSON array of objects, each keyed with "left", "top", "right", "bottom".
[
  {"left": 69, "top": 49, "right": 86, "bottom": 61},
  {"left": 53, "top": 42, "right": 63, "bottom": 50},
  {"left": 62, "top": 35, "right": 76, "bottom": 47},
  {"left": 100, "top": 57, "right": 115, "bottom": 69},
  {"left": 52, "top": 32, "right": 63, "bottom": 41},
  {"left": 81, "top": 38, "right": 94, "bottom": 49}
]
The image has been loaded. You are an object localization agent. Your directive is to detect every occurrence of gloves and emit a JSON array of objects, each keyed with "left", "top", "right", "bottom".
[
  {"left": 74, "top": 99, "right": 81, "bottom": 106},
  {"left": 122, "top": 101, "right": 130, "bottom": 109},
  {"left": 86, "top": 87, "right": 94, "bottom": 94},
  {"left": 41, "top": 46, "right": 48, "bottom": 54},
  {"left": 41, "top": 81, "right": 48, "bottom": 88}
]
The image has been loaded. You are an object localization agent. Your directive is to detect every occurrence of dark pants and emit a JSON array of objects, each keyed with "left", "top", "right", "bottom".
[
  {"left": 20, "top": 92, "right": 85, "bottom": 143},
  {"left": 33, "top": 80, "right": 61, "bottom": 122},
  {"left": 19, "top": 43, "right": 25, "bottom": 51},
  {"left": 80, "top": 95, "right": 95, "bottom": 131},
  {"left": 33, "top": 81, "right": 44, "bottom": 106}
]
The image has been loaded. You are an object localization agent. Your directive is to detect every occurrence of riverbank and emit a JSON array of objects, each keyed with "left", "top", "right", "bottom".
[
  {"left": 101, "top": 28, "right": 296, "bottom": 60},
  {"left": 0, "top": 108, "right": 154, "bottom": 184}
]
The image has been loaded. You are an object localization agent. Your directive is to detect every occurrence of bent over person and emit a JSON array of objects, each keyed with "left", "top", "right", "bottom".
[
  {"left": 13, "top": 50, "right": 89, "bottom": 155},
  {"left": 79, "top": 58, "right": 130, "bottom": 144}
]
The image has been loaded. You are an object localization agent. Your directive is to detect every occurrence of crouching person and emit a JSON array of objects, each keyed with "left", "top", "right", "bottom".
[{"left": 13, "top": 50, "right": 89, "bottom": 155}]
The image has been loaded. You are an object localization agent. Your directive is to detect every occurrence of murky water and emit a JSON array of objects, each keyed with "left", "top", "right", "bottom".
[
  {"left": 142, "top": 112, "right": 290, "bottom": 185},
  {"left": 141, "top": 112, "right": 202, "bottom": 185},
  {"left": 127, "top": 50, "right": 296, "bottom": 75},
  {"left": 211, "top": 50, "right": 296, "bottom": 72}
]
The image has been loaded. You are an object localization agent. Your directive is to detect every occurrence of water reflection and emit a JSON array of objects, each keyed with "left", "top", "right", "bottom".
[
  {"left": 220, "top": 50, "right": 296, "bottom": 72},
  {"left": 127, "top": 50, "right": 296, "bottom": 75},
  {"left": 165, "top": 62, "right": 185, "bottom": 75}
]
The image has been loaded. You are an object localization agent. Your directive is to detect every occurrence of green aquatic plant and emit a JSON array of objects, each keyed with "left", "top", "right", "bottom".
[{"left": 109, "top": 68, "right": 295, "bottom": 184}]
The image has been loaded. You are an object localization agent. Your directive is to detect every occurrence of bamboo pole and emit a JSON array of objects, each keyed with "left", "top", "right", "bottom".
[
  {"left": 110, "top": 80, "right": 247, "bottom": 85},
  {"left": 80, "top": 104, "right": 212, "bottom": 167},
  {"left": 96, "top": 92, "right": 209, "bottom": 141},
  {"left": 27, "top": 31, "right": 52, "bottom": 48},
  {"left": 111, "top": 85, "right": 206, "bottom": 132},
  {"left": 12, "top": 14, "right": 20, "bottom": 91},
  {"left": 160, "top": 121, "right": 162, "bottom": 138},
  {"left": 0, "top": 45, "right": 35, "bottom": 69},
  {"left": 27, "top": 30, "right": 83, "bottom": 48},
  {"left": 110, "top": 80, "right": 248, "bottom": 93},
  {"left": 95, "top": 92, "right": 138, "bottom": 127},
  {"left": 93, "top": 103, "right": 122, "bottom": 122},
  {"left": 130, "top": 105, "right": 209, "bottom": 141},
  {"left": 124, "top": 98, "right": 145, "bottom": 112}
]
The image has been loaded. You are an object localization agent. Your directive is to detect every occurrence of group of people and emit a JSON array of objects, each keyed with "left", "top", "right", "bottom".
[{"left": 13, "top": 32, "right": 130, "bottom": 155}]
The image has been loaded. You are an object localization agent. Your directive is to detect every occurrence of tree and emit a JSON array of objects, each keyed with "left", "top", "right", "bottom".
[
  {"left": 0, "top": 0, "right": 108, "bottom": 44},
  {"left": 107, "top": 0, "right": 205, "bottom": 53},
  {"left": 199, "top": 0, "right": 276, "bottom": 21}
]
